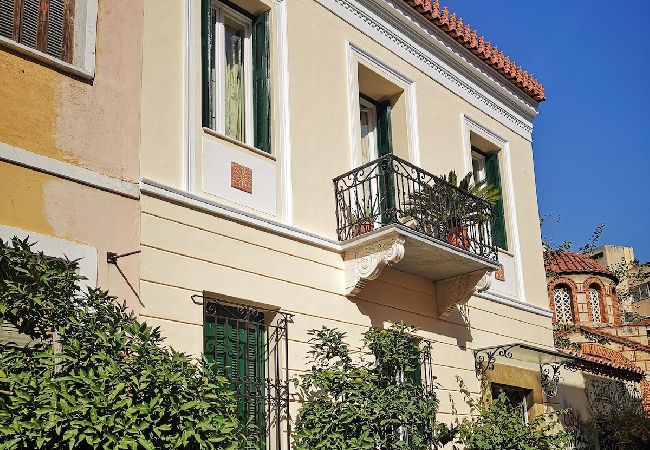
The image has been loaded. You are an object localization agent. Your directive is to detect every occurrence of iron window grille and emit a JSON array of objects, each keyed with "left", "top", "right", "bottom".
[
  {"left": 202, "top": 298, "right": 291, "bottom": 450},
  {"left": 333, "top": 154, "right": 498, "bottom": 263}
]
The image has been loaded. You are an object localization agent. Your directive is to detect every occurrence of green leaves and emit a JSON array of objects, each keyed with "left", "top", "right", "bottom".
[
  {"left": 0, "top": 237, "right": 251, "bottom": 450},
  {"left": 293, "top": 323, "right": 452, "bottom": 450},
  {"left": 453, "top": 377, "right": 574, "bottom": 450}
]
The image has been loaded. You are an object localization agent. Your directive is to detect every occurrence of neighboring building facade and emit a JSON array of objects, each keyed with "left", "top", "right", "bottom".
[
  {"left": 588, "top": 244, "right": 650, "bottom": 319},
  {"left": 138, "top": 0, "right": 573, "bottom": 446},
  {"left": 0, "top": 1, "right": 143, "bottom": 320},
  {"left": 545, "top": 251, "right": 650, "bottom": 421}
]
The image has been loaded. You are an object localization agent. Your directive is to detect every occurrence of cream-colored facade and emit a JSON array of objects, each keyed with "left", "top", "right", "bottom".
[
  {"left": 0, "top": 1, "right": 142, "bottom": 310},
  {"left": 138, "top": 0, "right": 563, "bottom": 441},
  {"left": 2, "top": 0, "right": 599, "bottom": 446}
]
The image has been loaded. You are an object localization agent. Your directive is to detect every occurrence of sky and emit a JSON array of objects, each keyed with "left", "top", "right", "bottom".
[{"left": 446, "top": 0, "right": 650, "bottom": 261}]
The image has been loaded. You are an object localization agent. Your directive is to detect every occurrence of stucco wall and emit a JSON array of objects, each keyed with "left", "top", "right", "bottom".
[{"left": 0, "top": 1, "right": 143, "bottom": 309}]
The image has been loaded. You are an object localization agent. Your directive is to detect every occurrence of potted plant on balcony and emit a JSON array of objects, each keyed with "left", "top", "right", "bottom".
[
  {"left": 343, "top": 203, "right": 376, "bottom": 237},
  {"left": 404, "top": 171, "right": 500, "bottom": 250}
]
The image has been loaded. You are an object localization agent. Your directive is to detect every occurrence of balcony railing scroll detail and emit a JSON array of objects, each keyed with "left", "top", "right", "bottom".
[{"left": 334, "top": 154, "right": 498, "bottom": 263}]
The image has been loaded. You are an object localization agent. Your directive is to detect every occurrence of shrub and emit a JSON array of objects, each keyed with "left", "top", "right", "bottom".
[
  {"left": 0, "top": 237, "right": 252, "bottom": 449},
  {"left": 293, "top": 323, "right": 454, "bottom": 450},
  {"left": 453, "top": 378, "right": 574, "bottom": 450},
  {"left": 586, "top": 405, "right": 650, "bottom": 450}
]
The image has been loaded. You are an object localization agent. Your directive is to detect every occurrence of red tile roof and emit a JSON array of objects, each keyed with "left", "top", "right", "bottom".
[
  {"left": 578, "top": 324, "right": 650, "bottom": 354},
  {"left": 403, "top": 0, "right": 545, "bottom": 102},
  {"left": 558, "top": 348, "right": 645, "bottom": 377},
  {"left": 544, "top": 251, "right": 617, "bottom": 281}
]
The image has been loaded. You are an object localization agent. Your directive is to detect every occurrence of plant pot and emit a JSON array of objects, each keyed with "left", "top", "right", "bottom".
[
  {"left": 355, "top": 221, "right": 374, "bottom": 236},
  {"left": 447, "top": 226, "right": 471, "bottom": 250}
]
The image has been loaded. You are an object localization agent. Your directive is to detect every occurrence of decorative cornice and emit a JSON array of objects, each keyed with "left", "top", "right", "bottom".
[
  {"left": 436, "top": 269, "right": 490, "bottom": 318},
  {"left": 318, "top": 0, "right": 536, "bottom": 139},
  {"left": 344, "top": 237, "right": 406, "bottom": 296},
  {"left": 403, "top": 0, "right": 544, "bottom": 101}
]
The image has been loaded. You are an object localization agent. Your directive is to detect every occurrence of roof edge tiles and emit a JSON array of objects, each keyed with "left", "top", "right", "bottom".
[
  {"left": 403, "top": 0, "right": 545, "bottom": 102},
  {"left": 544, "top": 251, "right": 618, "bottom": 282}
]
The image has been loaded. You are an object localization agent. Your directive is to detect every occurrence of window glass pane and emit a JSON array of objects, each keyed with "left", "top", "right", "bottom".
[
  {"left": 471, "top": 153, "right": 486, "bottom": 183},
  {"left": 224, "top": 17, "right": 245, "bottom": 141},
  {"left": 360, "top": 106, "right": 371, "bottom": 164}
]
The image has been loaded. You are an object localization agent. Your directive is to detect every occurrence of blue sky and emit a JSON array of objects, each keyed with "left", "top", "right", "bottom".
[{"left": 447, "top": 0, "right": 650, "bottom": 261}]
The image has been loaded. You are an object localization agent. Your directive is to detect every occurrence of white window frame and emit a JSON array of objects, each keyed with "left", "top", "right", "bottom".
[
  {"left": 0, "top": 0, "right": 98, "bottom": 78},
  {"left": 359, "top": 96, "right": 378, "bottom": 163},
  {"left": 212, "top": 2, "right": 254, "bottom": 146},
  {"left": 0, "top": 225, "right": 97, "bottom": 290},
  {"left": 471, "top": 150, "right": 486, "bottom": 183}
]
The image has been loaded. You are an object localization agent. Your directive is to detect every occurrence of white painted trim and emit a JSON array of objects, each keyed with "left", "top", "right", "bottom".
[
  {"left": 316, "top": 0, "right": 536, "bottom": 140},
  {"left": 0, "top": 142, "right": 139, "bottom": 199},
  {"left": 203, "top": 127, "right": 276, "bottom": 160},
  {"left": 461, "top": 115, "right": 526, "bottom": 305},
  {"left": 185, "top": 0, "right": 197, "bottom": 192},
  {"left": 80, "top": 0, "right": 99, "bottom": 75},
  {"left": 346, "top": 42, "right": 421, "bottom": 167},
  {"left": 274, "top": 0, "right": 294, "bottom": 224},
  {"left": 475, "top": 291, "right": 553, "bottom": 318},
  {"left": 0, "top": 225, "right": 98, "bottom": 291},
  {"left": 0, "top": 37, "right": 93, "bottom": 79},
  {"left": 140, "top": 178, "right": 340, "bottom": 251}
]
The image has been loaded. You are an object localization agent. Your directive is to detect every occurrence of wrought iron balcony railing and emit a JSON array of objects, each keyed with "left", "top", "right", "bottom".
[{"left": 333, "top": 154, "right": 498, "bottom": 263}]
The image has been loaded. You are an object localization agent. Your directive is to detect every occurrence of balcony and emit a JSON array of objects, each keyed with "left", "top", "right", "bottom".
[{"left": 333, "top": 154, "right": 500, "bottom": 316}]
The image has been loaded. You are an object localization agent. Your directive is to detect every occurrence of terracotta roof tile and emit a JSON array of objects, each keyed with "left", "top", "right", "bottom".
[
  {"left": 578, "top": 325, "right": 650, "bottom": 354},
  {"left": 558, "top": 348, "right": 645, "bottom": 376},
  {"left": 403, "top": 0, "right": 545, "bottom": 101},
  {"left": 544, "top": 251, "right": 617, "bottom": 281}
]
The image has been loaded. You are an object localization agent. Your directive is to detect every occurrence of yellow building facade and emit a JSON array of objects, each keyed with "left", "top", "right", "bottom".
[{"left": 0, "top": 0, "right": 142, "bottom": 309}]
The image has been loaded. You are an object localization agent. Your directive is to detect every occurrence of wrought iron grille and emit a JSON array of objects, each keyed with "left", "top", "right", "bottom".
[
  {"left": 333, "top": 154, "right": 498, "bottom": 263},
  {"left": 203, "top": 299, "right": 291, "bottom": 450}
]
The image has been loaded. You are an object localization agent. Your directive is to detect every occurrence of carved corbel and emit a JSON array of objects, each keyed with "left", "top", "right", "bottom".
[
  {"left": 344, "top": 238, "right": 406, "bottom": 297},
  {"left": 436, "top": 269, "right": 493, "bottom": 318}
]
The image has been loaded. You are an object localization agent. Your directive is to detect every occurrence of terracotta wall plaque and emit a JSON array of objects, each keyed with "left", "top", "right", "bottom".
[{"left": 231, "top": 162, "right": 253, "bottom": 193}]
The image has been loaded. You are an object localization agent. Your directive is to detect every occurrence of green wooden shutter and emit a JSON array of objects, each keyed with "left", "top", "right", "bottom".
[
  {"left": 376, "top": 101, "right": 394, "bottom": 223},
  {"left": 252, "top": 11, "right": 271, "bottom": 153},
  {"left": 485, "top": 153, "right": 507, "bottom": 250},
  {"left": 201, "top": 0, "right": 212, "bottom": 128}
]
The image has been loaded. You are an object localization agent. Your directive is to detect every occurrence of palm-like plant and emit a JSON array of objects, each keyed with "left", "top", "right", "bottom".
[{"left": 403, "top": 170, "right": 501, "bottom": 239}]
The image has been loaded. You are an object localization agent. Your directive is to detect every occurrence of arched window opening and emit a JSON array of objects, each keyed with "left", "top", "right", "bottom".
[
  {"left": 588, "top": 285, "right": 602, "bottom": 323},
  {"left": 553, "top": 285, "right": 573, "bottom": 324}
]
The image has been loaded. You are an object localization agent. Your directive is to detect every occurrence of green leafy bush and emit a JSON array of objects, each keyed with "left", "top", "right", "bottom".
[
  {"left": 293, "top": 323, "right": 453, "bottom": 450},
  {"left": 586, "top": 405, "right": 650, "bottom": 450},
  {"left": 453, "top": 378, "right": 574, "bottom": 450},
  {"left": 0, "top": 237, "right": 252, "bottom": 449}
]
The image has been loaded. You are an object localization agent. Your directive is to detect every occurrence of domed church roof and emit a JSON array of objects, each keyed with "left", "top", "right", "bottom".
[{"left": 544, "top": 251, "right": 617, "bottom": 282}]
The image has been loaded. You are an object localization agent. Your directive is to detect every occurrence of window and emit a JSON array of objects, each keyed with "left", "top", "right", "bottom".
[
  {"left": 202, "top": 0, "right": 271, "bottom": 152},
  {"left": 491, "top": 383, "right": 531, "bottom": 424},
  {"left": 0, "top": 0, "right": 73, "bottom": 63},
  {"left": 471, "top": 147, "right": 507, "bottom": 250},
  {"left": 588, "top": 285, "right": 602, "bottom": 323},
  {"left": 553, "top": 285, "right": 574, "bottom": 324},
  {"left": 203, "top": 300, "right": 290, "bottom": 449},
  {"left": 359, "top": 96, "right": 377, "bottom": 165}
]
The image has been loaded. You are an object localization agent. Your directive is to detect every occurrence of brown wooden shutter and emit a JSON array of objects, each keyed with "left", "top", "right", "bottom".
[
  {"left": 21, "top": 0, "right": 39, "bottom": 49},
  {"left": 0, "top": 0, "right": 15, "bottom": 38},
  {"left": 2, "top": 0, "right": 73, "bottom": 63}
]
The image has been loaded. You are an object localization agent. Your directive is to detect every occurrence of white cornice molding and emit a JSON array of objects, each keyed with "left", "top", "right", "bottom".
[
  {"left": 140, "top": 178, "right": 552, "bottom": 318},
  {"left": 0, "top": 142, "right": 140, "bottom": 199},
  {"left": 315, "top": 0, "right": 537, "bottom": 140}
]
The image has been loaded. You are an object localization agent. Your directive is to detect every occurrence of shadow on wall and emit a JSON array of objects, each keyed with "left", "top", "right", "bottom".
[{"left": 349, "top": 270, "right": 474, "bottom": 349}]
